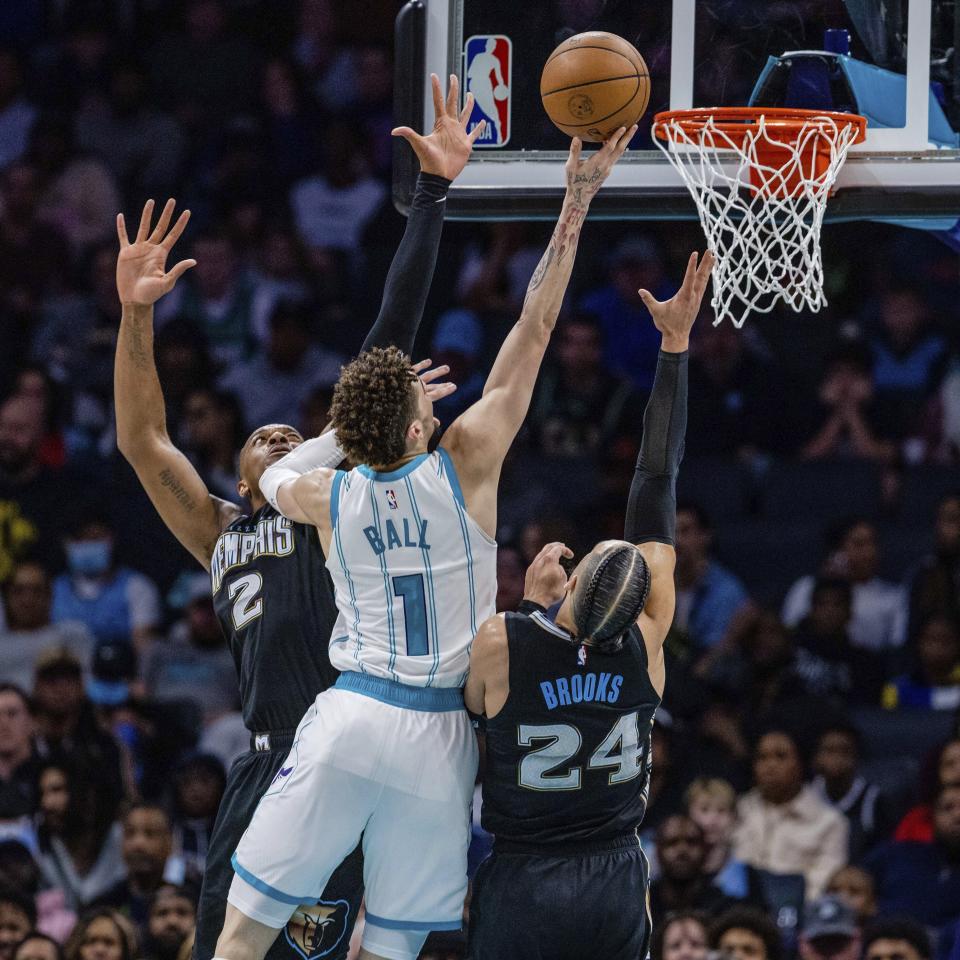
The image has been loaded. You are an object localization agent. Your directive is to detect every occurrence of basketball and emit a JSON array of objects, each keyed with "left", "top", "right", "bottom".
[{"left": 540, "top": 32, "right": 650, "bottom": 142}]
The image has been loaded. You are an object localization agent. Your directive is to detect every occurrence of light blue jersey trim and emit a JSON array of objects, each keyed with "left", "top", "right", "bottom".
[
  {"left": 365, "top": 913, "right": 462, "bottom": 932},
  {"left": 335, "top": 671, "right": 464, "bottom": 711},
  {"left": 356, "top": 454, "right": 429, "bottom": 482},
  {"left": 231, "top": 853, "right": 311, "bottom": 905},
  {"left": 369, "top": 485, "right": 399, "bottom": 681},
  {"left": 330, "top": 470, "right": 345, "bottom": 529},
  {"left": 333, "top": 504, "right": 365, "bottom": 672},
  {"left": 404, "top": 476, "right": 440, "bottom": 686},
  {"left": 435, "top": 447, "right": 465, "bottom": 509}
]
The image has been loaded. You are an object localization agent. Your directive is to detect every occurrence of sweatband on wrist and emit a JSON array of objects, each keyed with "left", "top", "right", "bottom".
[{"left": 258, "top": 432, "right": 344, "bottom": 511}]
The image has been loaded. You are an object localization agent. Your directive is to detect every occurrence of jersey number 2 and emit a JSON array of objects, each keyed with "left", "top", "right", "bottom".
[
  {"left": 229, "top": 573, "right": 263, "bottom": 629},
  {"left": 518, "top": 713, "right": 645, "bottom": 791},
  {"left": 392, "top": 574, "right": 430, "bottom": 656}
]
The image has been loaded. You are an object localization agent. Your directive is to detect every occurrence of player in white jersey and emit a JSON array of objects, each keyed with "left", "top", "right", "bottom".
[{"left": 214, "top": 125, "right": 637, "bottom": 960}]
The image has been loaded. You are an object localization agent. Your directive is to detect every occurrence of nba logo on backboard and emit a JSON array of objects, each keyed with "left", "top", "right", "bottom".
[
  {"left": 386, "top": 490, "right": 398, "bottom": 510},
  {"left": 464, "top": 35, "right": 511, "bottom": 147}
]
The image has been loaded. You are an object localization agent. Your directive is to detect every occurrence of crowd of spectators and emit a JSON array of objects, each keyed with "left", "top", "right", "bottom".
[{"left": 1, "top": 1, "right": 960, "bottom": 959}]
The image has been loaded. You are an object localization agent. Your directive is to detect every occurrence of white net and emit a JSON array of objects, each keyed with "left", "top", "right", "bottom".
[{"left": 652, "top": 111, "right": 863, "bottom": 327}]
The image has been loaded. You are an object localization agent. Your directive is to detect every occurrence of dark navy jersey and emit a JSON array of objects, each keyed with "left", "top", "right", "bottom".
[
  {"left": 481, "top": 611, "right": 661, "bottom": 846},
  {"left": 210, "top": 504, "right": 340, "bottom": 732}
]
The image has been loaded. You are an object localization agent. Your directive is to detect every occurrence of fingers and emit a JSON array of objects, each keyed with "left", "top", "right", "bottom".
[
  {"left": 165, "top": 259, "right": 197, "bottom": 285},
  {"left": 681, "top": 251, "right": 699, "bottom": 291},
  {"left": 568, "top": 137, "right": 582, "bottom": 165},
  {"left": 445, "top": 73, "right": 459, "bottom": 118},
  {"left": 614, "top": 123, "right": 638, "bottom": 156},
  {"left": 467, "top": 119, "right": 487, "bottom": 144},
  {"left": 392, "top": 126, "right": 425, "bottom": 149},
  {"left": 430, "top": 72, "right": 444, "bottom": 124},
  {"left": 638, "top": 288, "right": 658, "bottom": 311},
  {"left": 602, "top": 126, "right": 627, "bottom": 155},
  {"left": 161, "top": 209, "right": 191, "bottom": 251},
  {"left": 459, "top": 91, "right": 475, "bottom": 126},
  {"left": 426, "top": 382, "right": 457, "bottom": 401},
  {"left": 538, "top": 542, "right": 573, "bottom": 562},
  {"left": 136, "top": 199, "right": 155, "bottom": 243},
  {"left": 411, "top": 358, "right": 432, "bottom": 374},
  {"left": 149, "top": 198, "right": 175, "bottom": 244},
  {"left": 116, "top": 213, "right": 129, "bottom": 248},
  {"left": 419, "top": 364, "right": 452, "bottom": 384},
  {"left": 694, "top": 250, "right": 716, "bottom": 296}
]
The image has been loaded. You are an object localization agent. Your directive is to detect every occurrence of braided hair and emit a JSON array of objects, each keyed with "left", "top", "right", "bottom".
[{"left": 572, "top": 543, "right": 650, "bottom": 653}]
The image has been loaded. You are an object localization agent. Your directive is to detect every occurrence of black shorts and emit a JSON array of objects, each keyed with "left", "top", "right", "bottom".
[
  {"left": 468, "top": 836, "right": 651, "bottom": 960},
  {"left": 194, "top": 736, "right": 363, "bottom": 960}
]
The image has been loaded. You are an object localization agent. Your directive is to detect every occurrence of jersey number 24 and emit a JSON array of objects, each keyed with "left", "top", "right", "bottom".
[{"left": 517, "top": 713, "right": 646, "bottom": 791}]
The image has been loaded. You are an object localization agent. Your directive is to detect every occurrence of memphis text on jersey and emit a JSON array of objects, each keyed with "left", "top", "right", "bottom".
[{"left": 211, "top": 515, "right": 295, "bottom": 593}]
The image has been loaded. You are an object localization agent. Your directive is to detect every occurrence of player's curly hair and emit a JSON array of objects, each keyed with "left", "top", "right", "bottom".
[
  {"left": 572, "top": 542, "right": 650, "bottom": 653},
  {"left": 329, "top": 346, "right": 418, "bottom": 467}
]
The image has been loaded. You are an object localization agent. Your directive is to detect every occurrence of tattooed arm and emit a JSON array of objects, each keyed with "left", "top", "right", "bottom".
[
  {"left": 441, "top": 128, "right": 635, "bottom": 537},
  {"left": 115, "top": 200, "right": 240, "bottom": 570}
]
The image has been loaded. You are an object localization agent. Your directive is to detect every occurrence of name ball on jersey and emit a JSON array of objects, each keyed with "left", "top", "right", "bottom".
[{"left": 540, "top": 31, "right": 650, "bottom": 142}]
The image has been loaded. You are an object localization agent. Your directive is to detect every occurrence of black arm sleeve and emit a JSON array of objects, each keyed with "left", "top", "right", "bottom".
[
  {"left": 624, "top": 349, "right": 688, "bottom": 545},
  {"left": 359, "top": 173, "right": 451, "bottom": 356}
]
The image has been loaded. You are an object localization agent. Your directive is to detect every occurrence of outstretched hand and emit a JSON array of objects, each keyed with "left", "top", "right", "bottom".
[
  {"left": 564, "top": 124, "right": 637, "bottom": 206},
  {"left": 392, "top": 73, "right": 485, "bottom": 182},
  {"left": 116, "top": 199, "right": 195, "bottom": 306},
  {"left": 638, "top": 250, "right": 715, "bottom": 350},
  {"left": 412, "top": 358, "right": 457, "bottom": 403}
]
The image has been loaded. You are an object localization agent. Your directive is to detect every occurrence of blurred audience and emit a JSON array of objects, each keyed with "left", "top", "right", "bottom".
[{"left": 733, "top": 729, "right": 848, "bottom": 898}]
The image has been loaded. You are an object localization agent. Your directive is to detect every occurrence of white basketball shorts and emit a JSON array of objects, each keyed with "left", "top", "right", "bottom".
[{"left": 228, "top": 672, "right": 478, "bottom": 935}]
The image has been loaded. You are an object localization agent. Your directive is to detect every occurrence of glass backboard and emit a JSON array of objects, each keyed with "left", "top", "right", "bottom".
[{"left": 393, "top": 0, "right": 960, "bottom": 223}]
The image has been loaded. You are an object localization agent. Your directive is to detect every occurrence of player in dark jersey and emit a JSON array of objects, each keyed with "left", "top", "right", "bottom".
[
  {"left": 464, "top": 249, "right": 715, "bottom": 960},
  {"left": 113, "top": 74, "right": 482, "bottom": 960}
]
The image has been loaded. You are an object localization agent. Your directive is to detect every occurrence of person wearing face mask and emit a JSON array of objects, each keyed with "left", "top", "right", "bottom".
[{"left": 50, "top": 514, "right": 160, "bottom": 656}]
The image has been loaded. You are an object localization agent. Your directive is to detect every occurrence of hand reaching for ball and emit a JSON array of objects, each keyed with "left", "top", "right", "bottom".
[
  {"left": 564, "top": 124, "right": 637, "bottom": 206},
  {"left": 392, "top": 73, "right": 486, "bottom": 182}
]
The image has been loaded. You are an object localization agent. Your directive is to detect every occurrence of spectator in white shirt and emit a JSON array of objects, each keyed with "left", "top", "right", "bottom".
[
  {"left": 782, "top": 518, "right": 906, "bottom": 652},
  {"left": 289, "top": 121, "right": 385, "bottom": 258},
  {"left": 733, "top": 728, "right": 848, "bottom": 899}
]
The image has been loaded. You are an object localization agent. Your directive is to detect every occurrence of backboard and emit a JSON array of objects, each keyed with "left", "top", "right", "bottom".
[{"left": 393, "top": 0, "right": 960, "bottom": 223}]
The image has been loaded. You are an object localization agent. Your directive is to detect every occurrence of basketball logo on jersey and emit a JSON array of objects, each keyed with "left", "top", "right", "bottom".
[
  {"left": 464, "top": 35, "right": 511, "bottom": 147},
  {"left": 386, "top": 489, "right": 398, "bottom": 510},
  {"left": 578, "top": 644, "right": 587, "bottom": 666},
  {"left": 285, "top": 900, "right": 350, "bottom": 960}
]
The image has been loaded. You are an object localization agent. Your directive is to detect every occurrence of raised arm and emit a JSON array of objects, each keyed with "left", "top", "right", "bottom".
[
  {"left": 626, "top": 251, "right": 715, "bottom": 667},
  {"left": 442, "top": 127, "right": 636, "bottom": 535},
  {"left": 114, "top": 199, "right": 239, "bottom": 570},
  {"left": 361, "top": 73, "right": 484, "bottom": 356}
]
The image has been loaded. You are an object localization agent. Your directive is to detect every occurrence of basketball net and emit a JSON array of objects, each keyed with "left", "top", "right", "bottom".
[{"left": 652, "top": 109, "right": 866, "bottom": 327}]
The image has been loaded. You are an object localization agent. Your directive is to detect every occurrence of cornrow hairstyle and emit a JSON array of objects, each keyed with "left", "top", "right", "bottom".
[
  {"left": 572, "top": 543, "right": 650, "bottom": 653},
  {"left": 329, "top": 346, "right": 419, "bottom": 467}
]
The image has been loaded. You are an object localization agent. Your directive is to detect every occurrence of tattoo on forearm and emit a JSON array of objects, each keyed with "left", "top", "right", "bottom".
[
  {"left": 159, "top": 468, "right": 197, "bottom": 512},
  {"left": 527, "top": 246, "right": 555, "bottom": 293},
  {"left": 127, "top": 318, "right": 151, "bottom": 370},
  {"left": 524, "top": 199, "right": 589, "bottom": 306}
]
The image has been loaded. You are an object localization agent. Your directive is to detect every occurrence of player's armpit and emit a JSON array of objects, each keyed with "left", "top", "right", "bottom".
[
  {"left": 635, "top": 541, "right": 676, "bottom": 663},
  {"left": 122, "top": 440, "right": 238, "bottom": 570},
  {"left": 465, "top": 614, "right": 510, "bottom": 717}
]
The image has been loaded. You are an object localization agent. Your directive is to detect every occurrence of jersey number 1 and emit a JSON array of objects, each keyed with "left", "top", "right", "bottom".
[{"left": 392, "top": 574, "right": 430, "bottom": 656}]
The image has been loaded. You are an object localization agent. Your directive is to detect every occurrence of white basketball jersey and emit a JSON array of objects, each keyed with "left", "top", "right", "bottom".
[{"left": 326, "top": 449, "right": 497, "bottom": 688}]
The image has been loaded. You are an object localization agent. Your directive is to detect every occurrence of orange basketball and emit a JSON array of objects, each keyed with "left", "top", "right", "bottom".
[{"left": 540, "top": 32, "right": 650, "bottom": 142}]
